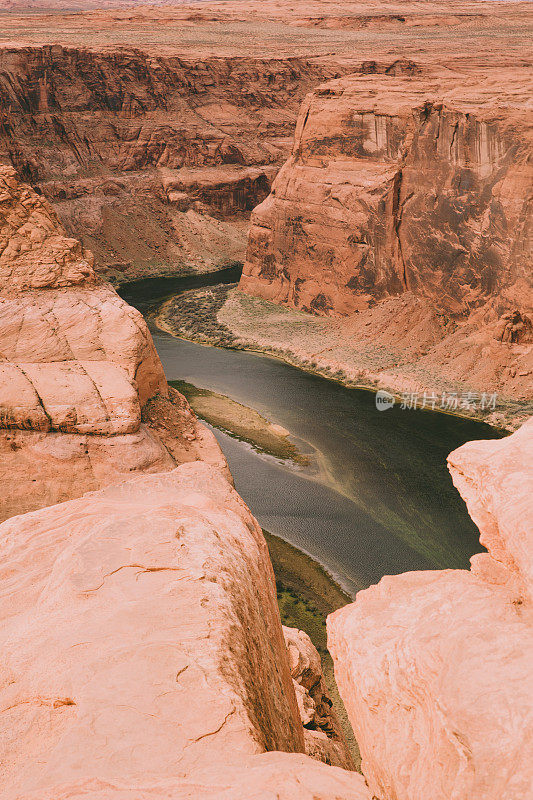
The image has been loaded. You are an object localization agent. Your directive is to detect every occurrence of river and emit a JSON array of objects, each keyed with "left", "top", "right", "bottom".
[{"left": 120, "top": 269, "right": 501, "bottom": 597}]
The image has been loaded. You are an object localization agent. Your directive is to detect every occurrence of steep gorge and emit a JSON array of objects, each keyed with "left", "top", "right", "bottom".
[
  {"left": 0, "top": 165, "right": 365, "bottom": 798},
  {"left": 2, "top": 161, "right": 531, "bottom": 800},
  {"left": 1, "top": 3, "right": 532, "bottom": 797}
]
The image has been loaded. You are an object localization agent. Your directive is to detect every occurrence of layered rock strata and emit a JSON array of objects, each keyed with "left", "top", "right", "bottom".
[
  {"left": 0, "top": 45, "right": 343, "bottom": 281},
  {"left": 241, "top": 71, "right": 533, "bottom": 404},
  {"left": 328, "top": 418, "right": 533, "bottom": 800},
  {"left": 0, "top": 166, "right": 227, "bottom": 521},
  {"left": 0, "top": 461, "right": 370, "bottom": 800},
  {"left": 3, "top": 0, "right": 527, "bottom": 281}
]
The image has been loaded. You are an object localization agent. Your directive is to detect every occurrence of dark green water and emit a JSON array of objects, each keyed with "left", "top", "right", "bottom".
[{"left": 120, "top": 271, "right": 502, "bottom": 597}]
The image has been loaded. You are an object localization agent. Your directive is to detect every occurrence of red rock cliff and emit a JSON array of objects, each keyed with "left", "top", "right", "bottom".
[
  {"left": 0, "top": 45, "right": 341, "bottom": 280},
  {"left": 240, "top": 72, "right": 533, "bottom": 405},
  {"left": 242, "top": 72, "right": 532, "bottom": 320},
  {"left": 0, "top": 461, "right": 370, "bottom": 799}
]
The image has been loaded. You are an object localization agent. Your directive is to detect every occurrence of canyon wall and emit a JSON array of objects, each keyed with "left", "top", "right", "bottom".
[
  {"left": 0, "top": 165, "right": 228, "bottom": 521},
  {"left": 242, "top": 72, "right": 532, "bottom": 319},
  {"left": 0, "top": 45, "right": 343, "bottom": 281},
  {"left": 241, "top": 71, "right": 533, "bottom": 406},
  {"left": 328, "top": 418, "right": 533, "bottom": 800},
  {"left": 0, "top": 164, "right": 362, "bottom": 796},
  {"left": 3, "top": 0, "right": 527, "bottom": 283}
]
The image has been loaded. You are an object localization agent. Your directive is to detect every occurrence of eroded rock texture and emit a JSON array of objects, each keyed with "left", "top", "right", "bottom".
[
  {"left": 2, "top": 1, "right": 529, "bottom": 283},
  {"left": 283, "top": 625, "right": 354, "bottom": 769},
  {"left": 328, "top": 418, "right": 533, "bottom": 800},
  {"left": 243, "top": 72, "right": 532, "bottom": 316},
  {"left": 241, "top": 72, "right": 533, "bottom": 402},
  {"left": 0, "top": 45, "right": 343, "bottom": 281},
  {"left": 0, "top": 166, "right": 227, "bottom": 521},
  {"left": 0, "top": 461, "right": 370, "bottom": 800}
]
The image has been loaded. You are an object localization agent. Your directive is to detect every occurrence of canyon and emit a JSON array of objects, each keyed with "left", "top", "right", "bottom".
[
  {"left": 0, "top": 45, "right": 324, "bottom": 282},
  {"left": 0, "top": 166, "right": 362, "bottom": 797},
  {"left": 0, "top": 1, "right": 532, "bottom": 799},
  {"left": 0, "top": 0, "right": 531, "bottom": 288},
  {"left": 2, "top": 162, "right": 532, "bottom": 800}
]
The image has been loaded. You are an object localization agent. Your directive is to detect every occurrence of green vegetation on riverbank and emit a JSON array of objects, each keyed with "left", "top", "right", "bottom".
[{"left": 264, "top": 530, "right": 360, "bottom": 767}]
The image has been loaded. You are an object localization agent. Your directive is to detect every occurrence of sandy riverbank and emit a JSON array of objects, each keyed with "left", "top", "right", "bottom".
[
  {"left": 157, "top": 285, "right": 531, "bottom": 431},
  {"left": 170, "top": 379, "right": 308, "bottom": 465}
]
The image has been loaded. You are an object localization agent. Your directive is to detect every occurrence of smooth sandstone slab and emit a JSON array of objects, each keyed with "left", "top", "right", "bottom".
[
  {"left": 328, "top": 419, "right": 533, "bottom": 800},
  {"left": 448, "top": 418, "right": 533, "bottom": 598},
  {"left": 0, "top": 462, "right": 371, "bottom": 800},
  {"left": 13, "top": 754, "right": 370, "bottom": 800},
  {"left": 0, "top": 285, "right": 167, "bottom": 406}
]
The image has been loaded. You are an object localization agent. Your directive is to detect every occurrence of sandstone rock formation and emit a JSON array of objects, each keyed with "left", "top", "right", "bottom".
[
  {"left": 241, "top": 70, "right": 533, "bottom": 406},
  {"left": 0, "top": 162, "right": 368, "bottom": 798},
  {"left": 0, "top": 166, "right": 227, "bottom": 521},
  {"left": 328, "top": 418, "right": 533, "bottom": 800},
  {"left": 0, "top": 45, "right": 339, "bottom": 281},
  {"left": 0, "top": 461, "right": 370, "bottom": 800},
  {"left": 283, "top": 625, "right": 354, "bottom": 769}
]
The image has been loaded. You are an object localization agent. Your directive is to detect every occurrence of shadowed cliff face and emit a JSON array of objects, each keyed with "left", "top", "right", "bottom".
[
  {"left": 0, "top": 45, "right": 343, "bottom": 281},
  {"left": 242, "top": 73, "right": 532, "bottom": 324}
]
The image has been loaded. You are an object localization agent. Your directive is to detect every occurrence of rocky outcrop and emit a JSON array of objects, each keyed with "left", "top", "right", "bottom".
[
  {"left": 3, "top": 0, "right": 528, "bottom": 283},
  {"left": 0, "top": 164, "right": 369, "bottom": 797},
  {"left": 0, "top": 461, "right": 370, "bottom": 800},
  {"left": 241, "top": 71, "right": 533, "bottom": 406},
  {"left": 243, "top": 72, "right": 532, "bottom": 316},
  {"left": 328, "top": 418, "right": 533, "bottom": 800},
  {"left": 0, "top": 166, "right": 227, "bottom": 521},
  {"left": 283, "top": 625, "right": 354, "bottom": 769}
]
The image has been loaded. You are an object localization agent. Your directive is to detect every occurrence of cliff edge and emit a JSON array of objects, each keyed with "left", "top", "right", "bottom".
[
  {"left": 328, "top": 419, "right": 533, "bottom": 800},
  {"left": 0, "top": 461, "right": 369, "bottom": 799}
]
